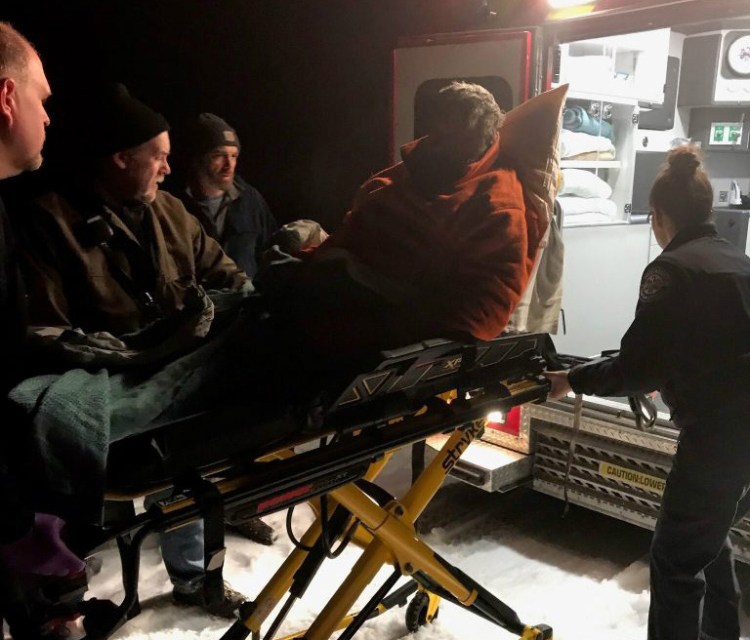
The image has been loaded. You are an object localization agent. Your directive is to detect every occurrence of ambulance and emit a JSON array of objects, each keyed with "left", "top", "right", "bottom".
[{"left": 398, "top": 0, "right": 750, "bottom": 559}]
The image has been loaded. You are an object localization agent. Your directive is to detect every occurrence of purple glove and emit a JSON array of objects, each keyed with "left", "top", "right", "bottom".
[{"left": 0, "top": 513, "right": 86, "bottom": 577}]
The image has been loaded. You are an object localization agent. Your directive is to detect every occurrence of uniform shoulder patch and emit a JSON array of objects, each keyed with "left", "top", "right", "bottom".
[{"left": 639, "top": 264, "right": 673, "bottom": 304}]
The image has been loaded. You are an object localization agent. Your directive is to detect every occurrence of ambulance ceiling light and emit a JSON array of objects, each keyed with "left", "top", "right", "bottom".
[
  {"left": 548, "top": 0, "right": 595, "bottom": 20},
  {"left": 548, "top": 0, "right": 594, "bottom": 7}
]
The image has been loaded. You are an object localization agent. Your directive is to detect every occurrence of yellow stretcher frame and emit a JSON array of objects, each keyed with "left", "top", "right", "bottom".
[
  {"left": 7, "top": 334, "right": 556, "bottom": 640},
  {"left": 216, "top": 380, "right": 553, "bottom": 640}
]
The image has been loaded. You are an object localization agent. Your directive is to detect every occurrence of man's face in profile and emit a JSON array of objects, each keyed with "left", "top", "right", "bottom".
[
  {"left": 115, "top": 132, "right": 171, "bottom": 203},
  {"left": 7, "top": 51, "right": 52, "bottom": 175}
]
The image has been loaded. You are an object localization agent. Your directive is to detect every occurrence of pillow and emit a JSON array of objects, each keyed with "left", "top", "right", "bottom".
[
  {"left": 559, "top": 196, "right": 618, "bottom": 218},
  {"left": 560, "top": 168, "right": 613, "bottom": 199},
  {"left": 497, "top": 84, "right": 568, "bottom": 334},
  {"left": 497, "top": 83, "right": 569, "bottom": 226}
]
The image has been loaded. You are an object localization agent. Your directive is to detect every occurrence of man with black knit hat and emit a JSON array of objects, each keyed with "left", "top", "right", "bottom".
[
  {"left": 176, "top": 113, "right": 277, "bottom": 278},
  {"left": 11, "top": 83, "right": 250, "bottom": 618}
]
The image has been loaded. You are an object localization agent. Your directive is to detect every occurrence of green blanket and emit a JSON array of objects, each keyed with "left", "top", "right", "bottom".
[{"left": 9, "top": 305, "right": 255, "bottom": 522}]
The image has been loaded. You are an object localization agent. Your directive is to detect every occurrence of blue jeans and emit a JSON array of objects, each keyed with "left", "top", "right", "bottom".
[
  {"left": 144, "top": 493, "right": 205, "bottom": 594},
  {"left": 159, "top": 521, "right": 206, "bottom": 594}
]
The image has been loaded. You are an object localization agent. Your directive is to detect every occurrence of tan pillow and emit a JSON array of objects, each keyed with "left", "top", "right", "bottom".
[
  {"left": 497, "top": 84, "right": 569, "bottom": 225},
  {"left": 499, "top": 85, "right": 569, "bottom": 335}
]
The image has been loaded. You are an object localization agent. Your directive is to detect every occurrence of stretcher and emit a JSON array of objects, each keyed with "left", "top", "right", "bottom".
[{"left": 11, "top": 332, "right": 557, "bottom": 640}]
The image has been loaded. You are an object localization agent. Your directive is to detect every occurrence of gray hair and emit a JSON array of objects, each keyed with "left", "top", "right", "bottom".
[
  {"left": 0, "top": 22, "right": 34, "bottom": 80},
  {"left": 432, "top": 81, "right": 504, "bottom": 160}
]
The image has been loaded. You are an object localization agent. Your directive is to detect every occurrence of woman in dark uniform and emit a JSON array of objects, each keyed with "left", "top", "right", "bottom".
[{"left": 545, "top": 145, "right": 750, "bottom": 640}]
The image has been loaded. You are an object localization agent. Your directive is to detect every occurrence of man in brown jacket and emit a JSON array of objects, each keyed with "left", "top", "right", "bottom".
[
  {"left": 23, "top": 84, "right": 248, "bottom": 340},
  {"left": 15, "top": 84, "right": 251, "bottom": 618}
]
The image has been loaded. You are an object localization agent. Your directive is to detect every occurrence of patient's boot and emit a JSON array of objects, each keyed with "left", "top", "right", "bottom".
[
  {"left": 228, "top": 518, "right": 276, "bottom": 546},
  {"left": 173, "top": 581, "right": 247, "bottom": 619},
  {"left": 0, "top": 514, "right": 85, "bottom": 578},
  {"left": 225, "top": 509, "right": 276, "bottom": 546}
]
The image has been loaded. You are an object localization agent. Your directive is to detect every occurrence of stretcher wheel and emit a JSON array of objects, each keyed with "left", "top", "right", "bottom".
[{"left": 405, "top": 591, "right": 438, "bottom": 632}]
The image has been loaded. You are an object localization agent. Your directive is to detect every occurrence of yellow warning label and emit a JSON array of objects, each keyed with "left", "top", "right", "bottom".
[{"left": 599, "top": 462, "right": 666, "bottom": 494}]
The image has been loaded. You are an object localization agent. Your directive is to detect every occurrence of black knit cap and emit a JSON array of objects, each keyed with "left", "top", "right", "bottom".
[
  {"left": 88, "top": 83, "right": 170, "bottom": 157},
  {"left": 186, "top": 113, "right": 241, "bottom": 157}
]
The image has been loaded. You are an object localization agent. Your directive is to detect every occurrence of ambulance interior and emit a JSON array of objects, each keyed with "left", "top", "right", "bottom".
[{"left": 554, "top": 18, "right": 750, "bottom": 360}]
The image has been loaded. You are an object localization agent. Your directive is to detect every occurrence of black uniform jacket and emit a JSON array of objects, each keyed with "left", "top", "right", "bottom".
[{"left": 569, "top": 223, "right": 750, "bottom": 419}]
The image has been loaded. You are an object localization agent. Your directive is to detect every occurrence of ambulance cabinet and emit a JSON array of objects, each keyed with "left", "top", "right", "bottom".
[
  {"left": 678, "top": 30, "right": 750, "bottom": 107},
  {"left": 555, "top": 29, "right": 670, "bottom": 227},
  {"left": 552, "top": 30, "right": 670, "bottom": 356}
]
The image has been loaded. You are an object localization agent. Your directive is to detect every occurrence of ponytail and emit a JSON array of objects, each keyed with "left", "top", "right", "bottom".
[{"left": 649, "top": 144, "right": 713, "bottom": 228}]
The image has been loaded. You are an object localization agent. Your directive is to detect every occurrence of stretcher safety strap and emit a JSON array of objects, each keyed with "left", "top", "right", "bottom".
[
  {"left": 191, "top": 477, "right": 226, "bottom": 605},
  {"left": 562, "top": 393, "right": 584, "bottom": 518}
]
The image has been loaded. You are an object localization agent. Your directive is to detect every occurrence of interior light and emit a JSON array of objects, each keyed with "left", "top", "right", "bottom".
[
  {"left": 548, "top": 3, "right": 595, "bottom": 20},
  {"left": 548, "top": 0, "right": 594, "bottom": 7},
  {"left": 486, "top": 411, "right": 505, "bottom": 424}
]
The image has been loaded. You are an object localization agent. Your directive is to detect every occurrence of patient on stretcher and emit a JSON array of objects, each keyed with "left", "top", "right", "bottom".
[{"left": 258, "top": 81, "right": 549, "bottom": 359}]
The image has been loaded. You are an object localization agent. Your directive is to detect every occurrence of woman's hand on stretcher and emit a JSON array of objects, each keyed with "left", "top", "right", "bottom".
[{"left": 543, "top": 370, "right": 572, "bottom": 400}]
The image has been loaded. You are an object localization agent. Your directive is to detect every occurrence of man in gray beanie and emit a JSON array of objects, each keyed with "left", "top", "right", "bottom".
[
  {"left": 173, "top": 113, "right": 277, "bottom": 546},
  {"left": 10, "top": 83, "right": 250, "bottom": 619},
  {"left": 176, "top": 113, "right": 277, "bottom": 279}
]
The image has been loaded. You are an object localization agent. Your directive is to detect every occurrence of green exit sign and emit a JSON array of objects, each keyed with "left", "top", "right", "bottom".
[{"left": 710, "top": 121, "right": 744, "bottom": 146}]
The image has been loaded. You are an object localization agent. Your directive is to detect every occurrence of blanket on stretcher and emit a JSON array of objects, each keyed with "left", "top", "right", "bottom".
[{"left": 8, "top": 303, "right": 256, "bottom": 522}]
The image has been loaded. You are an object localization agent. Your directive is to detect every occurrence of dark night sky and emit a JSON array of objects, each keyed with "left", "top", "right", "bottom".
[
  {"left": 0, "top": 0, "right": 518, "bottom": 229},
  {"left": 0, "top": 0, "right": 682, "bottom": 226}
]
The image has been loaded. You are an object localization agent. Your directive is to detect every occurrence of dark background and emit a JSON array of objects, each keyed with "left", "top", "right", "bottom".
[
  {"left": 0, "top": 0, "right": 671, "bottom": 228},
  {"left": 1, "top": 0, "right": 538, "bottom": 229}
]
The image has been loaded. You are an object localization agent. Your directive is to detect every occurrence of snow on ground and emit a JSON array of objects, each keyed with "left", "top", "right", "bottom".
[{"left": 84, "top": 449, "right": 750, "bottom": 640}]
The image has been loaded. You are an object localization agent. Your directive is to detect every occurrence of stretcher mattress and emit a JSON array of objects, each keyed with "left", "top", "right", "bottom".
[{"left": 105, "top": 333, "right": 551, "bottom": 493}]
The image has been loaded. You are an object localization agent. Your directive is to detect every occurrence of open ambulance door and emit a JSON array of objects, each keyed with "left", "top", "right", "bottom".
[{"left": 392, "top": 28, "right": 541, "bottom": 163}]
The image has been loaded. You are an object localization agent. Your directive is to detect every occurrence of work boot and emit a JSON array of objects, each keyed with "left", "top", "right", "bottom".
[
  {"left": 173, "top": 582, "right": 246, "bottom": 619},
  {"left": 227, "top": 517, "right": 276, "bottom": 546}
]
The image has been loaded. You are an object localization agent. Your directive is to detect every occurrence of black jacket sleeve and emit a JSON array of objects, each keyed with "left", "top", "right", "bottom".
[{"left": 568, "top": 259, "right": 683, "bottom": 397}]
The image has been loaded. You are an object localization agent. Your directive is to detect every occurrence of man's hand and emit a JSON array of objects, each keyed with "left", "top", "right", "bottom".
[
  {"left": 543, "top": 370, "right": 573, "bottom": 400},
  {"left": 78, "top": 331, "right": 128, "bottom": 351}
]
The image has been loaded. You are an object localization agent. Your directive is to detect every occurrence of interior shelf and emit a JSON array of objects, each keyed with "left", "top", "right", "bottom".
[
  {"left": 564, "top": 90, "right": 638, "bottom": 107},
  {"left": 560, "top": 160, "right": 622, "bottom": 169}
]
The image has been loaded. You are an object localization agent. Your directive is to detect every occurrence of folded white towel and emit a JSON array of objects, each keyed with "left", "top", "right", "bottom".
[{"left": 560, "top": 129, "right": 615, "bottom": 159}]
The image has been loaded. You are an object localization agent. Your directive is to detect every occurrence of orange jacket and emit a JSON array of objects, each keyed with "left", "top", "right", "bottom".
[{"left": 316, "top": 135, "right": 546, "bottom": 342}]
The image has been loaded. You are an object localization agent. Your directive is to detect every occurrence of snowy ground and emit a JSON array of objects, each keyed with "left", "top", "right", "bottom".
[{"left": 81, "top": 449, "right": 750, "bottom": 640}]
